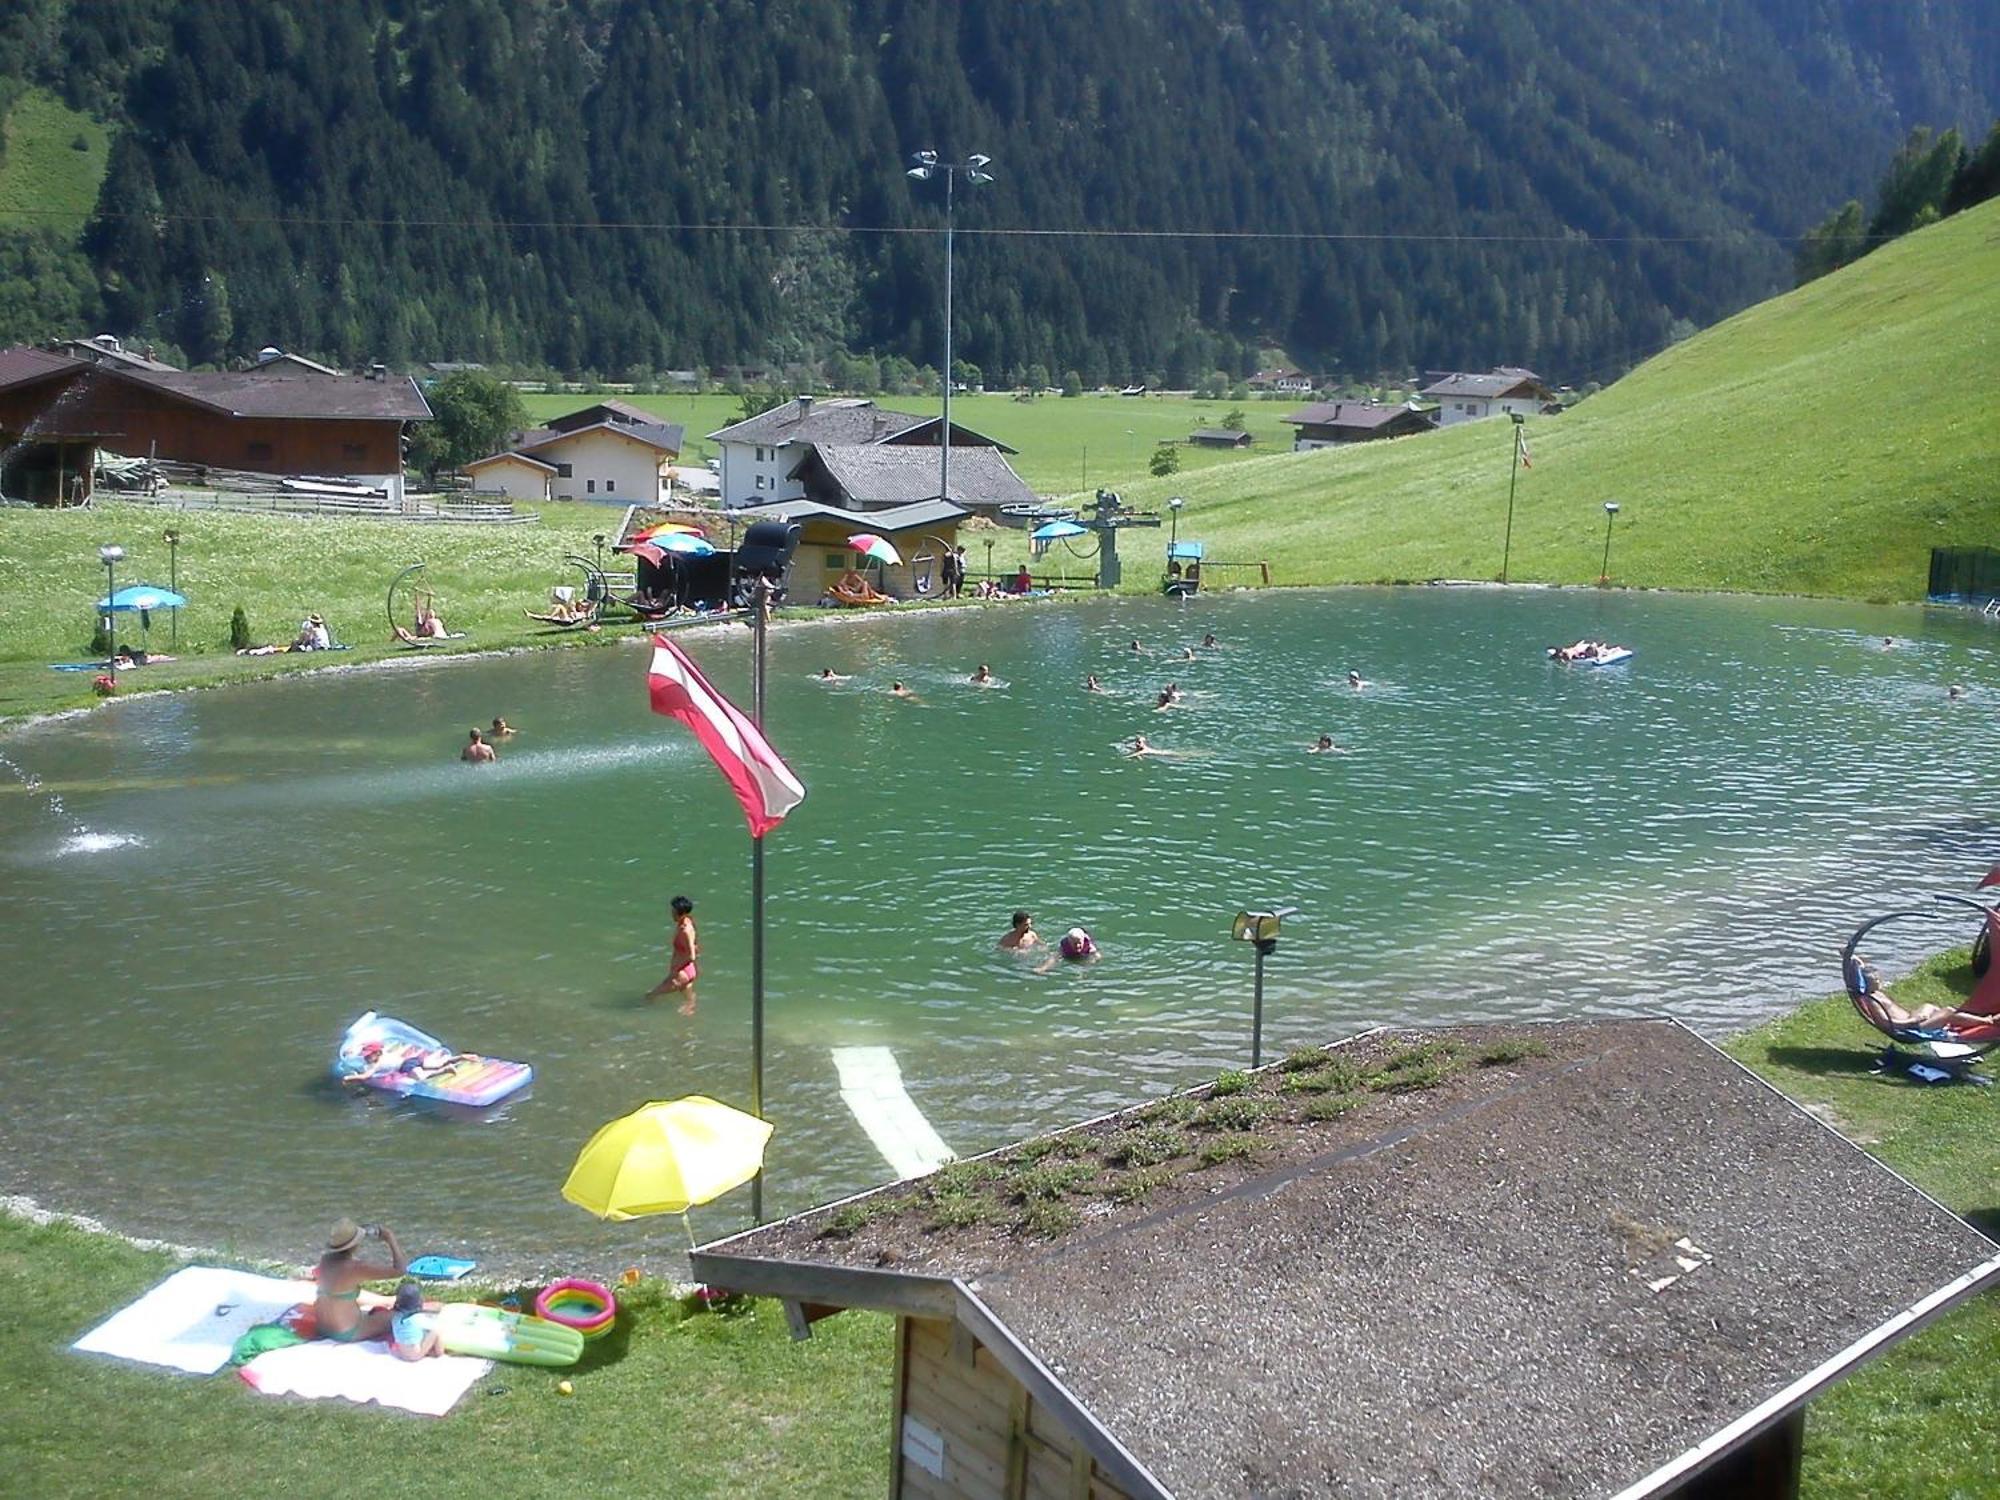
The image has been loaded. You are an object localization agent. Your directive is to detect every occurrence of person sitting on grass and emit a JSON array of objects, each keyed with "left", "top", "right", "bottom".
[
  {"left": 315, "top": 1220, "right": 408, "bottom": 1342},
  {"left": 389, "top": 1280, "right": 442, "bottom": 1361}
]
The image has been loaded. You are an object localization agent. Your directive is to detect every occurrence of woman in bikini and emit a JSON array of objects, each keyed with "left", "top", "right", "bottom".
[
  {"left": 646, "top": 895, "right": 700, "bottom": 1014},
  {"left": 315, "top": 1219, "right": 408, "bottom": 1342}
]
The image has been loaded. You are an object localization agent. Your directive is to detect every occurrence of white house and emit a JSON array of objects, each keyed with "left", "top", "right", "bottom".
[
  {"left": 1248, "top": 367, "right": 1313, "bottom": 394},
  {"left": 1418, "top": 367, "right": 1557, "bottom": 427},
  {"left": 707, "top": 395, "right": 1015, "bottom": 510},
  {"left": 464, "top": 400, "right": 683, "bottom": 504}
]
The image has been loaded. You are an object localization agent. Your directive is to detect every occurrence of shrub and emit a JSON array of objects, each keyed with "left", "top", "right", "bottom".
[
  {"left": 924, "top": 1191, "right": 995, "bottom": 1231},
  {"left": 820, "top": 1200, "right": 888, "bottom": 1239},
  {"left": 1369, "top": 1058, "right": 1459, "bottom": 1093},
  {"left": 1022, "top": 1199, "right": 1082, "bottom": 1238},
  {"left": 1195, "top": 1133, "right": 1266, "bottom": 1167},
  {"left": 1195, "top": 1096, "right": 1271, "bottom": 1131},
  {"left": 1281, "top": 1070, "right": 1344, "bottom": 1094},
  {"left": 1108, "top": 1166, "right": 1175, "bottom": 1204},
  {"left": 1304, "top": 1093, "right": 1363, "bottom": 1122},
  {"left": 229, "top": 604, "right": 252, "bottom": 650},
  {"left": 1101, "top": 1125, "right": 1190, "bottom": 1168},
  {"left": 1009, "top": 1161, "right": 1096, "bottom": 1202},
  {"left": 1280, "top": 1047, "right": 1331, "bottom": 1073},
  {"left": 1138, "top": 1094, "right": 1198, "bottom": 1125},
  {"left": 1210, "top": 1069, "right": 1252, "bottom": 1097},
  {"left": 1011, "top": 1135, "right": 1084, "bottom": 1164},
  {"left": 929, "top": 1160, "right": 999, "bottom": 1196}
]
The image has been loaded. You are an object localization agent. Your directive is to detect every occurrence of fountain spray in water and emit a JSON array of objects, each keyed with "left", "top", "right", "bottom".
[{"left": 0, "top": 751, "right": 139, "bottom": 854}]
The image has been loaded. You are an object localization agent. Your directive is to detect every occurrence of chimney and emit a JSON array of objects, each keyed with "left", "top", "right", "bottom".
[
  {"left": 369, "top": 362, "right": 387, "bottom": 382},
  {"left": 795, "top": 395, "right": 814, "bottom": 417}
]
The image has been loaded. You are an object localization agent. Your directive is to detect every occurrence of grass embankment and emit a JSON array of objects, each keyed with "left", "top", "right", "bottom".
[
  {"left": 2, "top": 968, "right": 1990, "bottom": 1497},
  {"left": 1724, "top": 952, "right": 2000, "bottom": 1499},
  {"left": 0, "top": 88, "right": 112, "bottom": 228},
  {"left": 0, "top": 1220, "right": 890, "bottom": 1499},
  {"left": 1073, "top": 199, "right": 2000, "bottom": 601}
]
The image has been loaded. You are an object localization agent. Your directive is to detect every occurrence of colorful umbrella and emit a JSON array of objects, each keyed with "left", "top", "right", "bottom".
[
  {"left": 561, "top": 1096, "right": 773, "bottom": 1222},
  {"left": 97, "top": 585, "right": 187, "bottom": 611},
  {"left": 627, "top": 533, "right": 715, "bottom": 565},
  {"left": 846, "top": 533, "right": 903, "bottom": 567},
  {"left": 1030, "top": 520, "right": 1087, "bottom": 542},
  {"left": 630, "top": 521, "right": 705, "bottom": 541}
]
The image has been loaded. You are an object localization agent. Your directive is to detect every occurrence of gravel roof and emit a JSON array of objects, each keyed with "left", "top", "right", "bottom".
[{"left": 698, "top": 1020, "right": 2000, "bottom": 1499}]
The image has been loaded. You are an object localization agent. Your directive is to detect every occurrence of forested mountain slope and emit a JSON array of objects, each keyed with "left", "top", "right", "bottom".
[{"left": 0, "top": 0, "right": 1994, "bottom": 384}]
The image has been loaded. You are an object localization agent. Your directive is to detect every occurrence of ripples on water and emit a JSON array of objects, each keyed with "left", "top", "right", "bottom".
[{"left": 1, "top": 590, "right": 1995, "bottom": 1267}]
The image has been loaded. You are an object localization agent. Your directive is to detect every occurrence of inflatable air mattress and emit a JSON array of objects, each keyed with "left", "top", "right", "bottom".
[
  {"left": 434, "top": 1303, "right": 583, "bottom": 1367},
  {"left": 333, "top": 1011, "right": 533, "bottom": 1107}
]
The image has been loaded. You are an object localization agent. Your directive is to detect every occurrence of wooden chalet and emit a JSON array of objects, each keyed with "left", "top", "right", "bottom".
[
  {"left": 1186, "top": 428, "right": 1252, "bottom": 449},
  {"left": 0, "top": 348, "right": 429, "bottom": 505},
  {"left": 788, "top": 443, "right": 1036, "bottom": 522},
  {"left": 1282, "top": 400, "right": 1436, "bottom": 449},
  {"left": 693, "top": 1019, "right": 2000, "bottom": 1500}
]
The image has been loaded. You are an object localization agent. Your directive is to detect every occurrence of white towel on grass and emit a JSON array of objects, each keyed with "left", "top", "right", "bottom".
[
  {"left": 72, "top": 1266, "right": 316, "bottom": 1375},
  {"left": 239, "top": 1340, "right": 490, "bottom": 1418}
]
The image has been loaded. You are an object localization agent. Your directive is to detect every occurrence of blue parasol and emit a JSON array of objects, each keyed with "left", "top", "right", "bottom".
[
  {"left": 1030, "top": 520, "right": 1088, "bottom": 542},
  {"left": 98, "top": 585, "right": 187, "bottom": 611}
]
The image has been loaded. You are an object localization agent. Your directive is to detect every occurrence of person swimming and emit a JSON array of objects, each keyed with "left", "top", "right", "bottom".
[
  {"left": 1201, "top": 633, "right": 1218, "bottom": 648},
  {"left": 1179, "top": 645, "right": 1196, "bottom": 661},
  {"left": 970, "top": 663, "right": 994, "bottom": 685},
  {"left": 1035, "top": 927, "right": 1101, "bottom": 973},
  {"left": 1084, "top": 674, "right": 1105, "bottom": 693},
  {"left": 1948, "top": 683, "right": 1966, "bottom": 701},
  {"left": 1128, "top": 639, "right": 1145, "bottom": 653},
  {"left": 817, "top": 668, "right": 851, "bottom": 682},
  {"left": 998, "top": 910, "right": 1041, "bottom": 951},
  {"left": 1347, "top": 670, "right": 1366, "bottom": 689},
  {"left": 890, "top": 680, "right": 918, "bottom": 699},
  {"left": 489, "top": 717, "right": 515, "bottom": 739},
  {"left": 1309, "top": 734, "right": 1339, "bottom": 753},
  {"left": 461, "top": 727, "right": 497, "bottom": 763}
]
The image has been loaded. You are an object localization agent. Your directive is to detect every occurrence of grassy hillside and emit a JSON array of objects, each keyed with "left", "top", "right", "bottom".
[
  {"left": 0, "top": 88, "right": 110, "bottom": 227},
  {"left": 1081, "top": 200, "right": 2000, "bottom": 601}
]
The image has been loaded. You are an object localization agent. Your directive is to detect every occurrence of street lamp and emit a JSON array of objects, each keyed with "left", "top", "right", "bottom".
[
  {"left": 1501, "top": 413, "right": 1527, "bottom": 583},
  {"left": 162, "top": 529, "right": 181, "bottom": 646},
  {"left": 98, "top": 544, "right": 125, "bottom": 678},
  {"left": 1231, "top": 906, "right": 1298, "bottom": 1069},
  {"left": 906, "top": 150, "right": 995, "bottom": 510},
  {"left": 1599, "top": 502, "right": 1621, "bottom": 586},
  {"left": 1168, "top": 496, "right": 1185, "bottom": 551}
]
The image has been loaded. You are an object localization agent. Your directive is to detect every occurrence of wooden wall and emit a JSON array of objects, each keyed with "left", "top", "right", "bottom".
[{"left": 893, "top": 1315, "right": 1134, "bottom": 1500}]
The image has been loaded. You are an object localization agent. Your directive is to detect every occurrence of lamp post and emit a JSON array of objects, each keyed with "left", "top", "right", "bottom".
[
  {"left": 1598, "top": 502, "right": 1621, "bottom": 586},
  {"left": 749, "top": 573, "right": 770, "bottom": 1223},
  {"left": 1501, "top": 413, "right": 1526, "bottom": 584},
  {"left": 906, "top": 150, "right": 994, "bottom": 508},
  {"left": 593, "top": 532, "right": 606, "bottom": 571},
  {"left": 98, "top": 544, "right": 125, "bottom": 679},
  {"left": 1231, "top": 906, "right": 1298, "bottom": 1069},
  {"left": 1168, "top": 496, "right": 1185, "bottom": 551},
  {"left": 162, "top": 529, "right": 181, "bottom": 646}
]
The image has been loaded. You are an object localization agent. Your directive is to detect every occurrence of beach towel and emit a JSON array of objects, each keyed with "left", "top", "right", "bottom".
[
  {"left": 72, "top": 1266, "right": 317, "bottom": 1375},
  {"left": 239, "top": 1340, "right": 490, "bottom": 1418}
]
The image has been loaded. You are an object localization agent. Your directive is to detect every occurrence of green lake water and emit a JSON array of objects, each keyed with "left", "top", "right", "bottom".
[{"left": 3, "top": 588, "right": 1996, "bottom": 1272}]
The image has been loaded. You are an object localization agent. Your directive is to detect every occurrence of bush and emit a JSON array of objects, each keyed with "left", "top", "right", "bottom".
[
  {"left": 1195, "top": 1133, "right": 1266, "bottom": 1167},
  {"left": 229, "top": 605, "right": 252, "bottom": 651},
  {"left": 1303, "top": 1094, "right": 1363, "bottom": 1122},
  {"left": 1210, "top": 1070, "right": 1252, "bottom": 1097},
  {"left": 819, "top": 1200, "right": 888, "bottom": 1239},
  {"left": 924, "top": 1191, "right": 995, "bottom": 1231},
  {"left": 1009, "top": 1161, "right": 1096, "bottom": 1202},
  {"left": 1021, "top": 1199, "right": 1081, "bottom": 1238},
  {"left": 1195, "top": 1096, "right": 1271, "bottom": 1131},
  {"left": 1101, "top": 1125, "right": 1189, "bottom": 1168},
  {"left": 1108, "top": 1165, "right": 1175, "bottom": 1204}
]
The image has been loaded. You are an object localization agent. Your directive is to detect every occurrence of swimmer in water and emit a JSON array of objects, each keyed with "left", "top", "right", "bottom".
[
  {"left": 1201, "top": 633, "right": 1218, "bottom": 648},
  {"left": 489, "top": 717, "right": 516, "bottom": 739},
  {"left": 1309, "top": 734, "right": 1339, "bottom": 753},
  {"left": 1127, "top": 734, "right": 1180, "bottom": 757},
  {"left": 461, "top": 727, "right": 497, "bottom": 764},
  {"left": 1034, "top": 927, "right": 1101, "bottom": 974},
  {"left": 970, "top": 663, "right": 994, "bottom": 685},
  {"left": 1129, "top": 639, "right": 1145, "bottom": 654},
  {"left": 1179, "top": 645, "right": 1196, "bottom": 661},
  {"left": 817, "top": 668, "right": 850, "bottom": 682},
  {"left": 889, "top": 680, "right": 918, "bottom": 700},
  {"left": 1154, "top": 688, "right": 1176, "bottom": 711},
  {"left": 1948, "top": 683, "right": 1966, "bottom": 701},
  {"left": 1347, "top": 670, "right": 1366, "bottom": 689},
  {"left": 1084, "top": 674, "right": 1105, "bottom": 693},
  {"left": 998, "top": 910, "right": 1040, "bottom": 951}
]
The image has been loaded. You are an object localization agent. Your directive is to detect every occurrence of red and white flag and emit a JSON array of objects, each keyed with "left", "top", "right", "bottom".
[
  {"left": 1517, "top": 428, "right": 1533, "bottom": 469},
  {"left": 648, "top": 635, "right": 805, "bottom": 838}
]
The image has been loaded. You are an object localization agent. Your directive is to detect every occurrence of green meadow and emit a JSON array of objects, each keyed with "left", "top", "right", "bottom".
[{"left": 0, "top": 88, "right": 112, "bottom": 228}]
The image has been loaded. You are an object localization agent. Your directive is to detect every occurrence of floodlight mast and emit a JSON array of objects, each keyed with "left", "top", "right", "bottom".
[{"left": 906, "top": 151, "right": 995, "bottom": 511}]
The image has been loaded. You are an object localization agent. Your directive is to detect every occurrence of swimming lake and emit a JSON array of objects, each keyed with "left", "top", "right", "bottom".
[{"left": 2, "top": 587, "right": 1995, "bottom": 1271}]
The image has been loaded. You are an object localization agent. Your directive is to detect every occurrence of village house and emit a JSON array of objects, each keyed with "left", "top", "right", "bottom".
[
  {"left": 691, "top": 1019, "right": 2000, "bottom": 1500},
  {"left": 1186, "top": 427, "right": 1253, "bottom": 449},
  {"left": 249, "top": 346, "right": 343, "bottom": 376},
  {"left": 46, "top": 333, "right": 177, "bottom": 372},
  {"left": 1246, "top": 366, "right": 1312, "bottom": 394},
  {"left": 1282, "top": 399, "right": 1437, "bottom": 449},
  {"left": 708, "top": 395, "right": 1018, "bottom": 510},
  {"left": 463, "top": 399, "right": 683, "bottom": 505},
  {"left": 1418, "top": 366, "right": 1557, "bottom": 426},
  {"left": 788, "top": 443, "right": 1035, "bottom": 522},
  {"left": 0, "top": 346, "right": 428, "bottom": 505}
]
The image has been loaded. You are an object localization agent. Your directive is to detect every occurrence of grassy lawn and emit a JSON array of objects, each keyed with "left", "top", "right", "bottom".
[
  {"left": 0, "top": 88, "right": 112, "bottom": 227},
  {"left": 1724, "top": 952, "right": 2000, "bottom": 1499},
  {"left": 0, "top": 1217, "right": 890, "bottom": 1499}
]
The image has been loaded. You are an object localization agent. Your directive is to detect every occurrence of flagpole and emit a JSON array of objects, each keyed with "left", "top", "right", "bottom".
[
  {"left": 1501, "top": 415, "right": 1524, "bottom": 584},
  {"left": 749, "top": 577, "right": 769, "bottom": 1225}
]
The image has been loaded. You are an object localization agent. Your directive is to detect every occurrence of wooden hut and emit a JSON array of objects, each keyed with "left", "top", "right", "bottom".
[
  {"left": 693, "top": 1019, "right": 2000, "bottom": 1499},
  {"left": 732, "top": 497, "right": 967, "bottom": 601}
]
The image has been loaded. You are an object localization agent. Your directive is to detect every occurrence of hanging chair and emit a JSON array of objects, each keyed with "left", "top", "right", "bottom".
[{"left": 1840, "top": 896, "right": 2000, "bottom": 1081}]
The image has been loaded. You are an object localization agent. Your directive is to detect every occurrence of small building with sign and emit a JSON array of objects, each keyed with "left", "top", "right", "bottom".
[
  {"left": 692, "top": 1018, "right": 2000, "bottom": 1500},
  {"left": 731, "top": 496, "right": 966, "bottom": 601}
]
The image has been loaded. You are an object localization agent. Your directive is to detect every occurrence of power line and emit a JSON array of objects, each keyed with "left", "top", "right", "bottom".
[{"left": 0, "top": 203, "right": 1848, "bottom": 247}]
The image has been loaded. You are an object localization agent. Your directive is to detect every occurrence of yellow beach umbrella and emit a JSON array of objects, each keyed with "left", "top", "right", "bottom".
[{"left": 561, "top": 1096, "right": 772, "bottom": 1222}]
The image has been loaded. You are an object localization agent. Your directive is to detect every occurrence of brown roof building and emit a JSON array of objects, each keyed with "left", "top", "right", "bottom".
[
  {"left": 0, "top": 349, "right": 430, "bottom": 505},
  {"left": 789, "top": 443, "right": 1036, "bottom": 519},
  {"left": 1283, "top": 400, "right": 1437, "bottom": 449},
  {"left": 693, "top": 1019, "right": 2000, "bottom": 1500}
]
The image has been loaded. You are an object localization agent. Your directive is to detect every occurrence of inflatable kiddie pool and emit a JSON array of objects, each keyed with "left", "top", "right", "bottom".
[{"left": 535, "top": 1278, "right": 617, "bottom": 1340}]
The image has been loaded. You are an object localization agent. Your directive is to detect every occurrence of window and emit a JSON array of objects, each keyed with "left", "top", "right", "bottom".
[
  {"left": 586, "top": 479, "right": 596, "bottom": 494},
  {"left": 556, "top": 462, "right": 573, "bottom": 478},
  {"left": 825, "top": 552, "right": 844, "bottom": 569},
  {"left": 605, "top": 479, "right": 615, "bottom": 493},
  {"left": 755, "top": 474, "right": 767, "bottom": 490},
  {"left": 755, "top": 445, "right": 767, "bottom": 462}
]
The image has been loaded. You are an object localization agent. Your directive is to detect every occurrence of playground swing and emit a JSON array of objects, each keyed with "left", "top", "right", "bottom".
[
  {"left": 387, "top": 562, "right": 464, "bottom": 646},
  {"left": 526, "top": 557, "right": 605, "bottom": 628}
]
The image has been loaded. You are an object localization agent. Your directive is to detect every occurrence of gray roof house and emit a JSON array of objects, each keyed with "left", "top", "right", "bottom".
[
  {"left": 789, "top": 442, "right": 1036, "bottom": 519},
  {"left": 1419, "top": 367, "right": 1557, "bottom": 427},
  {"left": 1284, "top": 399, "right": 1437, "bottom": 448},
  {"left": 707, "top": 396, "right": 1015, "bottom": 510},
  {"left": 692, "top": 1018, "right": 2000, "bottom": 1500}
]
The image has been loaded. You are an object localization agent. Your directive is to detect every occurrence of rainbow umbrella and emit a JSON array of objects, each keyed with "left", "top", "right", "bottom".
[
  {"left": 630, "top": 521, "right": 705, "bottom": 541},
  {"left": 846, "top": 533, "right": 902, "bottom": 567}
]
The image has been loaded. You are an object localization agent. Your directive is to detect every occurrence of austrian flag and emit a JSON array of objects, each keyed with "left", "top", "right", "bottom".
[{"left": 647, "top": 635, "right": 806, "bottom": 838}]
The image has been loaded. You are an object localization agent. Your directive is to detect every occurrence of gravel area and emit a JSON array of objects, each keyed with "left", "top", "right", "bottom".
[{"left": 708, "top": 1020, "right": 1999, "bottom": 1498}]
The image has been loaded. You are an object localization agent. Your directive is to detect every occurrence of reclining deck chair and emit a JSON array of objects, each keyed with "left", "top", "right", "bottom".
[{"left": 1841, "top": 897, "right": 2000, "bottom": 1082}]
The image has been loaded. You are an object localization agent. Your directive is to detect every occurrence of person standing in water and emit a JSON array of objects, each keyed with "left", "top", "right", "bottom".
[
  {"left": 461, "top": 728, "right": 497, "bottom": 763},
  {"left": 646, "top": 895, "right": 700, "bottom": 1014},
  {"left": 998, "top": 910, "right": 1041, "bottom": 951}
]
